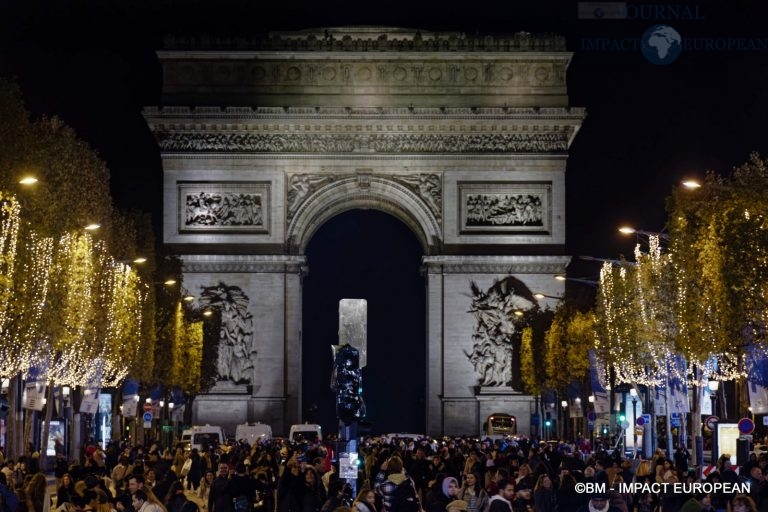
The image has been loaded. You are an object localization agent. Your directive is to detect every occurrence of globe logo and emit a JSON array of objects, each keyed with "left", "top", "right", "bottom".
[
  {"left": 641, "top": 24, "right": 682, "bottom": 65},
  {"left": 594, "top": 8, "right": 605, "bottom": 19}
]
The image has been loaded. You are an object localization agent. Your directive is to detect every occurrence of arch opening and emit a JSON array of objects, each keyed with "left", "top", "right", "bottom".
[{"left": 301, "top": 209, "right": 426, "bottom": 434}]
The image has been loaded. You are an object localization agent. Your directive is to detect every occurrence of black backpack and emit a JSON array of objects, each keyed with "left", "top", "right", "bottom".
[{"left": 389, "top": 480, "right": 419, "bottom": 512}]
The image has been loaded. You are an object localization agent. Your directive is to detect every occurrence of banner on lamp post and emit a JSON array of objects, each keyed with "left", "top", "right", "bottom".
[
  {"left": 23, "top": 381, "right": 45, "bottom": 411},
  {"left": 79, "top": 388, "right": 100, "bottom": 414},
  {"left": 122, "top": 396, "right": 139, "bottom": 418}
]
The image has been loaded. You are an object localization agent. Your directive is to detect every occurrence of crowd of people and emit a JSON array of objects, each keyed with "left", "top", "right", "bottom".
[{"left": 0, "top": 434, "right": 765, "bottom": 512}]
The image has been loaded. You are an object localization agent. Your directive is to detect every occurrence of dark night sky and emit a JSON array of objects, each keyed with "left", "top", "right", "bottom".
[{"left": 2, "top": 0, "right": 768, "bottom": 432}]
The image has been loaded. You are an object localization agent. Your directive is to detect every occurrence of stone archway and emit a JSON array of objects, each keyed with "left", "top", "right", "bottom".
[
  {"left": 146, "top": 27, "right": 583, "bottom": 436},
  {"left": 300, "top": 208, "right": 427, "bottom": 433},
  {"left": 286, "top": 173, "right": 441, "bottom": 255}
]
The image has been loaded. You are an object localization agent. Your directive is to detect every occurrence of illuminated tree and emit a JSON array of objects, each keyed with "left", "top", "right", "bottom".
[{"left": 668, "top": 154, "right": 768, "bottom": 374}]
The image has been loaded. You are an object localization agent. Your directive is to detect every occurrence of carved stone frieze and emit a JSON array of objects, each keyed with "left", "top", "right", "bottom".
[
  {"left": 389, "top": 174, "right": 442, "bottom": 220},
  {"left": 162, "top": 60, "right": 568, "bottom": 89},
  {"left": 162, "top": 29, "right": 567, "bottom": 52},
  {"left": 156, "top": 132, "right": 569, "bottom": 153},
  {"left": 286, "top": 174, "right": 341, "bottom": 221},
  {"left": 286, "top": 172, "right": 442, "bottom": 226}
]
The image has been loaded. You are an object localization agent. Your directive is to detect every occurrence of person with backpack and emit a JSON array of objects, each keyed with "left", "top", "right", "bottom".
[{"left": 374, "top": 457, "right": 420, "bottom": 512}]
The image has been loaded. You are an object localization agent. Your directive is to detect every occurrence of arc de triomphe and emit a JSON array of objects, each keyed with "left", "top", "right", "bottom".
[{"left": 143, "top": 27, "right": 584, "bottom": 436}]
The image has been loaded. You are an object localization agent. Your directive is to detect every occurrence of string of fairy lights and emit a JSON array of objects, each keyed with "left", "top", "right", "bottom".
[
  {"left": 596, "top": 228, "right": 765, "bottom": 388},
  {"left": 0, "top": 193, "right": 154, "bottom": 389}
]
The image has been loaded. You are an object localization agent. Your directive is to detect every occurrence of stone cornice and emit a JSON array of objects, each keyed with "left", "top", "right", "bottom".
[
  {"left": 422, "top": 255, "right": 571, "bottom": 274},
  {"left": 182, "top": 254, "right": 306, "bottom": 273},
  {"left": 144, "top": 106, "right": 586, "bottom": 121},
  {"left": 162, "top": 29, "right": 566, "bottom": 52},
  {"left": 155, "top": 132, "right": 570, "bottom": 154}
]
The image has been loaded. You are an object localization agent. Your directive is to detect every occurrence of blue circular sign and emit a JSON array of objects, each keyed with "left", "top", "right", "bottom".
[
  {"left": 641, "top": 25, "right": 683, "bottom": 65},
  {"left": 738, "top": 417, "right": 755, "bottom": 435},
  {"left": 142, "top": 411, "right": 153, "bottom": 422},
  {"left": 587, "top": 411, "right": 597, "bottom": 422}
]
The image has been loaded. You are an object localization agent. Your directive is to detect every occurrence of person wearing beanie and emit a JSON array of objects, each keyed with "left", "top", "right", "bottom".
[
  {"left": 425, "top": 476, "right": 458, "bottom": 512},
  {"left": 445, "top": 501, "right": 467, "bottom": 512},
  {"left": 575, "top": 493, "right": 622, "bottom": 512},
  {"left": 680, "top": 497, "right": 702, "bottom": 512}
]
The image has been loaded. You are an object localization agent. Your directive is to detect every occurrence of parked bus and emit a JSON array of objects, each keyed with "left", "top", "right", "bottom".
[{"left": 484, "top": 413, "right": 517, "bottom": 436}]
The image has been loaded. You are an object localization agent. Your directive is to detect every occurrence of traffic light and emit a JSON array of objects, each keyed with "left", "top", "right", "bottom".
[
  {"left": 333, "top": 344, "right": 363, "bottom": 424},
  {"left": 545, "top": 420, "right": 552, "bottom": 427},
  {"left": 619, "top": 413, "right": 626, "bottom": 422},
  {"left": 601, "top": 426, "right": 608, "bottom": 435}
]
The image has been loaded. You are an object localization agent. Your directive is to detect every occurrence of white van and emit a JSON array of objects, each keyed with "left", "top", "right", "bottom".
[
  {"left": 289, "top": 424, "right": 323, "bottom": 443},
  {"left": 181, "top": 425, "right": 225, "bottom": 452},
  {"left": 235, "top": 423, "right": 272, "bottom": 446}
]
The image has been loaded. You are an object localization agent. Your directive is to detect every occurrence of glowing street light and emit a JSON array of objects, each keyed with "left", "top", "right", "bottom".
[
  {"left": 682, "top": 179, "right": 702, "bottom": 189},
  {"left": 18, "top": 176, "right": 38, "bottom": 185},
  {"left": 84, "top": 223, "right": 101, "bottom": 231},
  {"left": 618, "top": 226, "right": 669, "bottom": 241}
]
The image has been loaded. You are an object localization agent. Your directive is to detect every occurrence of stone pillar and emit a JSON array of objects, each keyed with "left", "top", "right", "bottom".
[
  {"left": 283, "top": 260, "right": 304, "bottom": 429},
  {"left": 425, "top": 264, "right": 444, "bottom": 436}
]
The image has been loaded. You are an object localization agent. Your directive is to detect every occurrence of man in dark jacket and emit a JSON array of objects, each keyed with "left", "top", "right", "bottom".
[
  {"left": 227, "top": 463, "right": 258, "bottom": 512},
  {"left": 210, "top": 464, "right": 233, "bottom": 512},
  {"left": 487, "top": 479, "right": 514, "bottom": 512}
]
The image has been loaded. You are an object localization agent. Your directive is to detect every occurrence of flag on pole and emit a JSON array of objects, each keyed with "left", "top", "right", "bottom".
[
  {"left": 589, "top": 350, "right": 611, "bottom": 414},
  {"left": 667, "top": 355, "right": 690, "bottom": 414}
]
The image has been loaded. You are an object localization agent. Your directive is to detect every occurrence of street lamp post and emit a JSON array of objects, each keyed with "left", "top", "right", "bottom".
[
  {"left": 708, "top": 380, "right": 719, "bottom": 464},
  {"left": 167, "top": 402, "right": 174, "bottom": 448},
  {"left": 630, "top": 388, "right": 638, "bottom": 458},
  {"left": 561, "top": 400, "right": 568, "bottom": 441},
  {"left": 588, "top": 395, "right": 595, "bottom": 453},
  {"left": 574, "top": 397, "right": 582, "bottom": 446}
]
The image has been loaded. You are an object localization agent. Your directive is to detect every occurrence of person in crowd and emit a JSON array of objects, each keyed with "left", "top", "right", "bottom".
[
  {"left": 374, "top": 457, "right": 416, "bottom": 512},
  {"left": 277, "top": 460, "right": 304, "bottom": 512},
  {"left": 531, "top": 474, "right": 555, "bottom": 512},
  {"left": 164, "top": 482, "right": 188, "bottom": 512},
  {"left": 513, "top": 467, "right": 533, "bottom": 493},
  {"left": 198, "top": 471, "right": 215, "bottom": 510},
  {"left": 425, "top": 476, "right": 457, "bottom": 512},
  {"left": 227, "top": 463, "right": 258, "bottom": 512},
  {"left": 406, "top": 448, "right": 430, "bottom": 504},
  {"left": 187, "top": 450, "right": 204, "bottom": 492},
  {"left": 208, "top": 464, "right": 232, "bottom": 512},
  {"left": 487, "top": 479, "right": 515, "bottom": 512},
  {"left": 171, "top": 451, "right": 185, "bottom": 479},
  {"left": 457, "top": 473, "right": 488, "bottom": 512},
  {"left": 674, "top": 444, "right": 690, "bottom": 478},
  {"left": 321, "top": 480, "right": 347, "bottom": 512},
  {"left": 352, "top": 488, "right": 376, "bottom": 512},
  {"left": 112, "top": 458, "right": 130, "bottom": 492},
  {"left": 446, "top": 501, "right": 468, "bottom": 512},
  {"left": 154, "top": 470, "right": 178, "bottom": 509},
  {"left": 732, "top": 494, "right": 759, "bottom": 512},
  {"left": 24, "top": 473, "right": 47, "bottom": 512},
  {"left": 575, "top": 493, "right": 622, "bottom": 512},
  {"left": 58, "top": 474, "right": 77, "bottom": 507},
  {"left": 0, "top": 473, "right": 18, "bottom": 512},
  {"left": 132, "top": 491, "right": 164, "bottom": 512}
]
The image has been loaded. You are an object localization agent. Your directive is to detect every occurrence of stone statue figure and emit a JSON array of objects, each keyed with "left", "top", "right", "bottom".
[
  {"left": 465, "top": 276, "right": 537, "bottom": 387},
  {"left": 198, "top": 282, "right": 256, "bottom": 383}
]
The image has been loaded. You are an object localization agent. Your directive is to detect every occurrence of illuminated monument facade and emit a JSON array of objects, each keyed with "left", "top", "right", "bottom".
[{"left": 144, "top": 27, "right": 584, "bottom": 436}]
